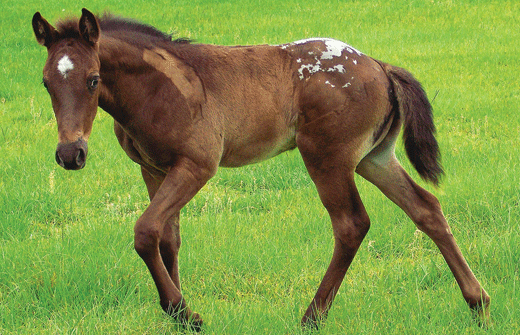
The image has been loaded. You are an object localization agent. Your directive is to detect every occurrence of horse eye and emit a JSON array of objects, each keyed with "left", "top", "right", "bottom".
[
  {"left": 88, "top": 75, "right": 100, "bottom": 90},
  {"left": 42, "top": 79, "right": 49, "bottom": 91}
]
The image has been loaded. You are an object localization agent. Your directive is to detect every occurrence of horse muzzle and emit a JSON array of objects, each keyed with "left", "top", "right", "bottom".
[{"left": 55, "top": 138, "right": 88, "bottom": 170}]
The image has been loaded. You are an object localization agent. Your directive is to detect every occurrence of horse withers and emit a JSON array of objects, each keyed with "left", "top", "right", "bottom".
[{"left": 32, "top": 8, "right": 490, "bottom": 330}]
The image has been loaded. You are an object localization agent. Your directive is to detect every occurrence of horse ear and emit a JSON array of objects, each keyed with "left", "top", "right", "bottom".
[
  {"left": 32, "top": 12, "right": 58, "bottom": 47},
  {"left": 79, "top": 8, "right": 100, "bottom": 45}
]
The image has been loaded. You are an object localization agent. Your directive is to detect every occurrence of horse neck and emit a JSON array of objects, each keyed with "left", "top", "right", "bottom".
[{"left": 97, "top": 35, "right": 157, "bottom": 125}]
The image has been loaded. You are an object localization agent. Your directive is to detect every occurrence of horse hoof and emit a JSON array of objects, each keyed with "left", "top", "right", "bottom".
[
  {"left": 468, "top": 289, "right": 491, "bottom": 327},
  {"left": 184, "top": 312, "right": 204, "bottom": 332},
  {"left": 301, "top": 315, "right": 320, "bottom": 331},
  {"left": 472, "top": 305, "right": 491, "bottom": 328}
]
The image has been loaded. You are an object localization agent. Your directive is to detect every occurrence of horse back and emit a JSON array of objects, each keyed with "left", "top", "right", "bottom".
[{"left": 175, "top": 44, "right": 301, "bottom": 167}]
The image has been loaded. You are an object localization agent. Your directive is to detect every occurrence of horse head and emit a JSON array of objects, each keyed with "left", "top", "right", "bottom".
[{"left": 33, "top": 8, "right": 101, "bottom": 170}]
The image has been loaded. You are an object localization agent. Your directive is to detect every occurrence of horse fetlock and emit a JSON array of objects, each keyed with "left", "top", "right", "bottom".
[
  {"left": 301, "top": 307, "right": 328, "bottom": 330},
  {"left": 468, "top": 292, "right": 491, "bottom": 327},
  {"left": 465, "top": 288, "right": 491, "bottom": 310}
]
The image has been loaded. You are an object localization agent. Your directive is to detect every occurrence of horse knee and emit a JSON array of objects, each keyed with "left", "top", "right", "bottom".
[{"left": 134, "top": 220, "right": 161, "bottom": 257}]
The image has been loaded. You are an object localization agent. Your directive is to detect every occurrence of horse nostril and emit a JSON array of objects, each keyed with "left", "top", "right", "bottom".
[
  {"left": 55, "top": 150, "right": 65, "bottom": 167},
  {"left": 76, "top": 147, "right": 86, "bottom": 167}
]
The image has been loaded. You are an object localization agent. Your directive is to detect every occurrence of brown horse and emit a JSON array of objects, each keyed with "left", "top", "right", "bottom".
[{"left": 32, "top": 8, "right": 489, "bottom": 329}]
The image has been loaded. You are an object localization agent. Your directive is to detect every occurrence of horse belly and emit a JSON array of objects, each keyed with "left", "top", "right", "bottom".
[{"left": 219, "top": 116, "right": 297, "bottom": 167}]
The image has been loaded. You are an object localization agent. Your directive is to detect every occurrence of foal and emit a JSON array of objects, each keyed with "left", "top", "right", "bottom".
[{"left": 32, "top": 8, "right": 489, "bottom": 329}]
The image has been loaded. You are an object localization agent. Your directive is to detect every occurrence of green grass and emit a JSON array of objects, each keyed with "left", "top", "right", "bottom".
[{"left": 1, "top": 0, "right": 519, "bottom": 333}]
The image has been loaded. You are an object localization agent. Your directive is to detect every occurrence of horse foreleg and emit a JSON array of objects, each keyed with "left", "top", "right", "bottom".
[
  {"left": 135, "top": 159, "right": 214, "bottom": 330},
  {"left": 159, "top": 213, "right": 182, "bottom": 289},
  {"left": 141, "top": 167, "right": 182, "bottom": 289}
]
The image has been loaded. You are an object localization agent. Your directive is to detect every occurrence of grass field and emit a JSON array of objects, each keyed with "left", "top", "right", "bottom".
[{"left": 1, "top": 0, "right": 519, "bottom": 333}]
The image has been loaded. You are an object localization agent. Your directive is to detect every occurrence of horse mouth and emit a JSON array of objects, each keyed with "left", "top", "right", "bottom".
[{"left": 55, "top": 139, "right": 88, "bottom": 170}]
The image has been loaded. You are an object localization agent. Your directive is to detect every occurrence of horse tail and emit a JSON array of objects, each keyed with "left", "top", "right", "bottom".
[{"left": 383, "top": 63, "right": 443, "bottom": 185}]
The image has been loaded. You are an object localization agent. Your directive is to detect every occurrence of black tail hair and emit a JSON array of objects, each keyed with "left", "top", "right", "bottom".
[{"left": 385, "top": 65, "right": 443, "bottom": 185}]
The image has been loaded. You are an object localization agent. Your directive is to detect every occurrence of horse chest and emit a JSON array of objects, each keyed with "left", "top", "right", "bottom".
[{"left": 114, "top": 122, "right": 176, "bottom": 174}]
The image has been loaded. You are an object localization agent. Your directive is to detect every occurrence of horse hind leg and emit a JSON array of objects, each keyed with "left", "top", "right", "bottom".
[
  {"left": 356, "top": 148, "right": 490, "bottom": 320},
  {"left": 302, "top": 170, "right": 370, "bottom": 328},
  {"left": 297, "top": 135, "right": 371, "bottom": 327}
]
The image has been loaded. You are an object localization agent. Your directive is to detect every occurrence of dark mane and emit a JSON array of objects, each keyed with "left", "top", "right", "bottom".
[
  {"left": 55, "top": 13, "right": 191, "bottom": 47},
  {"left": 98, "top": 13, "right": 174, "bottom": 41}
]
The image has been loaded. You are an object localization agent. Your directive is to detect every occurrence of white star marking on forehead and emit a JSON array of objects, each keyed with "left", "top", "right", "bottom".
[{"left": 57, "top": 55, "right": 74, "bottom": 78}]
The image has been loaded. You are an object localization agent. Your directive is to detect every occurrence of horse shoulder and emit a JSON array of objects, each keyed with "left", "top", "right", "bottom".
[{"left": 143, "top": 47, "right": 205, "bottom": 121}]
